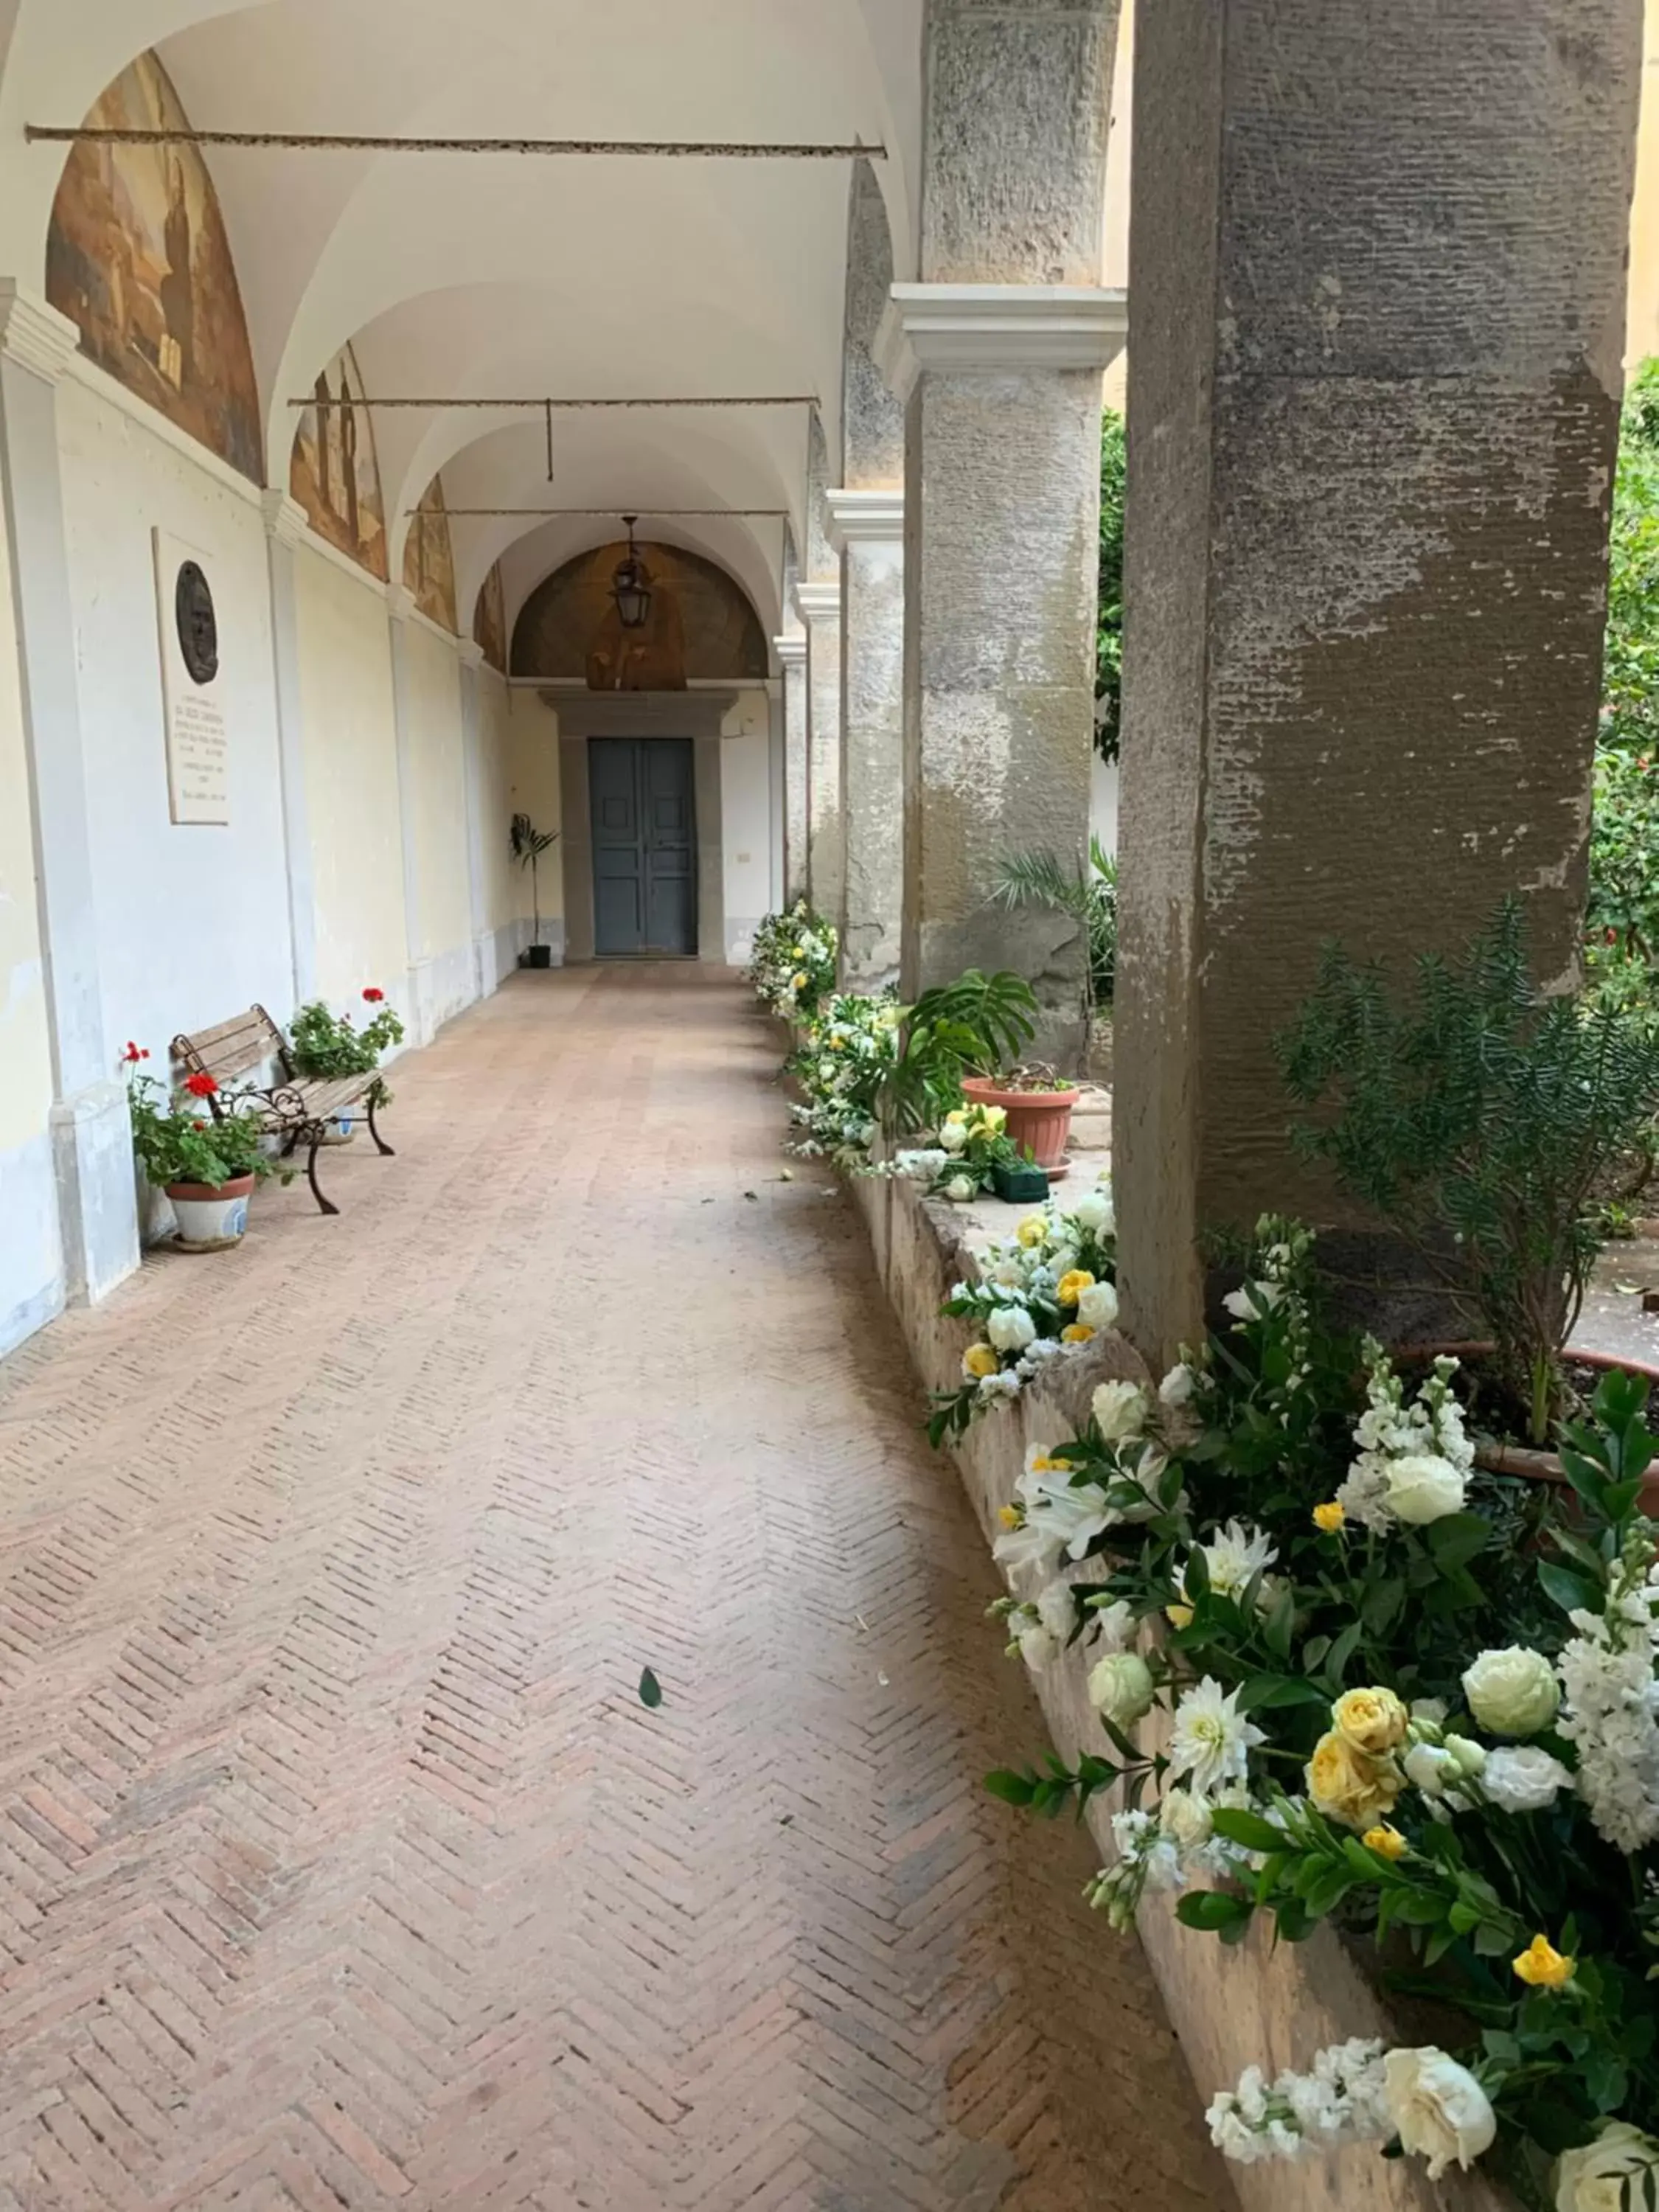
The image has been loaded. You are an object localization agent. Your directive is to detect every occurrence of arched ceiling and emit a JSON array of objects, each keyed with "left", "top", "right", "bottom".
[{"left": 0, "top": 0, "right": 922, "bottom": 633}]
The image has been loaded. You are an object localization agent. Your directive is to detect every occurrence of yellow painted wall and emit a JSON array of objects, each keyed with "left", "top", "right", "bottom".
[
  {"left": 1630, "top": 0, "right": 1659, "bottom": 367},
  {"left": 506, "top": 690, "right": 564, "bottom": 928},
  {"left": 294, "top": 546, "right": 408, "bottom": 1001},
  {"left": 476, "top": 669, "right": 520, "bottom": 932},
  {"left": 403, "top": 619, "right": 470, "bottom": 961},
  {"left": 0, "top": 513, "right": 55, "bottom": 1155}
]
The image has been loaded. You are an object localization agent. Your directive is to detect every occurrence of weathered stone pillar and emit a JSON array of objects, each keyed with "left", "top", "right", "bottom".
[
  {"left": 0, "top": 281, "right": 139, "bottom": 1307},
  {"left": 456, "top": 639, "right": 493, "bottom": 999},
  {"left": 793, "top": 578, "right": 844, "bottom": 924},
  {"left": 878, "top": 0, "right": 1125, "bottom": 1065},
  {"left": 1115, "top": 0, "right": 1643, "bottom": 1363},
  {"left": 773, "top": 631, "right": 808, "bottom": 900},
  {"left": 261, "top": 492, "right": 318, "bottom": 1006},
  {"left": 827, "top": 490, "right": 904, "bottom": 989}
]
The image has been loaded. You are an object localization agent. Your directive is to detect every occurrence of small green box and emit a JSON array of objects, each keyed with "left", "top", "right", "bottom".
[{"left": 992, "top": 1158, "right": 1050, "bottom": 1203}]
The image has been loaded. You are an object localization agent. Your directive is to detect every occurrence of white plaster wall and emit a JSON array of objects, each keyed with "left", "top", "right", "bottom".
[
  {"left": 0, "top": 487, "right": 63, "bottom": 1355},
  {"left": 57, "top": 379, "right": 296, "bottom": 1058},
  {"left": 506, "top": 691, "right": 565, "bottom": 943},
  {"left": 401, "top": 619, "right": 473, "bottom": 1027},
  {"left": 293, "top": 546, "right": 410, "bottom": 1009},
  {"left": 720, "top": 687, "right": 773, "bottom": 965},
  {"left": 1091, "top": 754, "right": 1121, "bottom": 856},
  {"left": 476, "top": 669, "right": 519, "bottom": 933}
]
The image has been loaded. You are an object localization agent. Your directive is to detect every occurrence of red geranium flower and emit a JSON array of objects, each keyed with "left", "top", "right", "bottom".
[
  {"left": 192, "top": 1119, "right": 206, "bottom": 1132},
  {"left": 122, "top": 1041, "right": 142, "bottom": 1063},
  {"left": 184, "top": 1072, "right": 219, "bottom": 1099},
  {"left": 363, "top": 987, "right": 385, "bottom": 1004},
  {"left": 1607, "top": 926, "right": 1620, "bottom": 945}
]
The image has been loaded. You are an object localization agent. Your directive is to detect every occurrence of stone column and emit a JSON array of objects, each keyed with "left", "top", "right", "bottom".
[
  {"left": 773, "top": 632, "right": 808, "bottom": 900},
  {"left": 827, "top": 490, "right": 904, "bottom": 990},
  {"left": 793, "top": 580, "right": 844, "bottom": 925},
  {"left": 0, "top": 281, "right": 139, "bottom": 1305},
  {"left": 384, "top": 583, "right": 429, "bottom": 1044},
  {"left": 261, "top": 492, "right": 318, "bottom": 1007},
  {"left": 1114, "top": 0, "right": 1643, "bottom": 1363},
  {"left": 879, "top": 0, "right": 1125, "bottom": 1065},
  {"left": 456, "top": 639, "right": 493, "bottom": 998}
]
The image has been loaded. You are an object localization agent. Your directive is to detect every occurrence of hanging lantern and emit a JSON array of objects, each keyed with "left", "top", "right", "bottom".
[{"left": 611, "top": 518, "right": 653, "bottom": 630}]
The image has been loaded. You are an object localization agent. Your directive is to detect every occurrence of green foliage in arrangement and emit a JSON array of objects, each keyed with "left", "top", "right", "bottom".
[
  {"left": 289, "top": 994, "right": 405, "bottom": 1083},
  {"left": 1277, "top": 900, "right": 1659, "bottom": 1443},
  {"left": 126, "top": 1072, "right": 269, "bottom": 1190},
  {"left": 1095, "top": 408, "right": 1126, "bottom": 764},
  {"left": 877, "top": 969, "right": 1039, "bottom": 1136}
]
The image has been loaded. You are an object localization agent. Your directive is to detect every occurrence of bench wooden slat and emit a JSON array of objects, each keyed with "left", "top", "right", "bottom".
[{"left": 174, "top": 1006, "right": 284, "bottom": 1083}]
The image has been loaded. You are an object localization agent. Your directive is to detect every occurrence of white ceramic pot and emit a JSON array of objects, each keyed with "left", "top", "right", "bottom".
[{"left": 167, "top": 1172, "right": 254, "bottom": 1251}]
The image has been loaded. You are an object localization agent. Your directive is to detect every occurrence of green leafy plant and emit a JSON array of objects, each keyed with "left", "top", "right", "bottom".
[
  {"left": 1095, "top": 408, "right": 1125, "bottom": 763},
  {"left": 125, "top": 1068, "right": 269, "bottom": 1189},
  {"left": 289, "top": 990, "right": 405, "bottom": 1084},
  {"left": 877, "top": 969, "right": 1038, "bottom": 1136},
  {"left": 509, "top": 812, "right": 560, "bottom": 951},
  {"left": 990, "top": 838, "right": 1118, "bottom": 1008},
  {"left": 1277, "top": 899, "right": 1659, "bottom": 1441}
]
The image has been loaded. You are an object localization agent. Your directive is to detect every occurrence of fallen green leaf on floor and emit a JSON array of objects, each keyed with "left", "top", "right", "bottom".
[{"left": 639, "top": 1667, "right": 662, "bottom": 1709}]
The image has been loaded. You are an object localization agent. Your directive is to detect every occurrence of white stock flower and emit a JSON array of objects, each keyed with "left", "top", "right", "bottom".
[
  {"left": 1016, "top": 1621, "right": 1060, "bottom": 1670},
  {"left": 1382, "top": 2048, "right": 1496, "bottom": 2181},
  {"left": 1168, "top": 1677, "right": 1265, "bottom": 1797},
  {"left": 1071, "top": 1187, "right": 1114, "bottom": 1234},
  {"left": 1159, "top": 1363, "right": 1197, "bottom": 1408},
  {"left": 943, "top": 1175, "right": 976, "bottom": 1203},
  {"left": 1076, "top": 1279, "right": 1119, "bottom": 1331},
  {"left": 989, "top": 1255, "right": 1026, "bottom": 1288},
  {"left": 1554, "top": 2123, "right": 1659, "bottom": 2212},
  {"left": 1034, "top": 1580, "right": 1077, "bottom": 1641},
  {"left": 987, "top": 1306, "right": 1038, "bottom": 1354},
  {"left": 1088, "top": 1597, "right": 1135, "bottom": 1652},
  {"left": 1088, "top": 1651, "right": 1155, "bottom": 1730},
  {"left": 1462, "top": 1646, "right": 1560, "bottom": 1737},
  {"left": 1481, "top": 1745, "right": 1573, "bottom": 1815},
  {"left": 1091, "top": 1380, "right": 1150, "bottom": 1444},
  {"left": 1383, "top": 1453, "right": 1467, "bottom": 1526}
]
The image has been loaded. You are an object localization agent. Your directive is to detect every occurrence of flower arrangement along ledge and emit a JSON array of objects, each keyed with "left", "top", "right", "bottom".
[
  {"left": 124, "top": 1046, "right": 273, "bottom": 1251},
  {"left": 983, "top": 1214, "right": 1659, "bottom": 2211},
  {"left": 749, "top": 900, "right": 838, "bottom": 1024}
]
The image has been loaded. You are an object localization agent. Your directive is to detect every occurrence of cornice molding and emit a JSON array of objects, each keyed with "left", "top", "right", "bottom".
[
  {"left": 825, "top": 487, "right": 904, "bottom": 551},
  {"left": 874, "top": 283, "right": 1128, "bottom": 404},
  {"left": 385, "top": 582, "right": 417, "bottom": 623},
  {"left": 792, "top": 579, "right": 841, "bottom": 625},
  {"left": 0, "top": 282, "right": 80, "bottom": 386},
  {"left": 456, "top": 638, "right": 486, "bottom": 669},
  {"left": 261, "top": 491, "right": 307, "bottom": 547},
  {"left": 772, "top": 633, "right": 808, "bottom": 668}
]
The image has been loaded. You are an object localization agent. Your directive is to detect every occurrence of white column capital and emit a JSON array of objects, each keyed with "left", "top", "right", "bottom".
[
  {"left": 261, "top": 490, "right": 307, "bottom": 547},
  {"left": 793, "top": 579, "right": 841, "bottom": 626},
  {"left": 772, "top": 632, "right": 807, "bottom": 669},
  {"left": 386, "top": 582, "right": 416, "bottom": 623},
  {"left": 826, "top": 487, "right": 904, "bottom": 552},
  {"left": 456, "top": 637, "right": 486, "bottom": 669},
  {"left": 874, "top": 282, "right": 1128, "bottom": 404},
  {"left": 0, "top": 282, "right": 81, "bottom": 386}
]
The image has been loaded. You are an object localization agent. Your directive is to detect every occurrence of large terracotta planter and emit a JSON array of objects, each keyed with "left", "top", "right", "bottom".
[
  {"left": 961, "top": 1076, "right": 1080, "bottom": 1169},
  {"left": 167, "top": 1172, "right": 254, "bottom": 1252}
]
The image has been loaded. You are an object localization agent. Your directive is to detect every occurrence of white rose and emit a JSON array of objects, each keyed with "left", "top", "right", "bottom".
[
  {"left": 1076, "top": 1280, "right": 1119, "bottom": 1331},
  {"left": 1046, "top": 1246, "right": 1079, "bottom": 1280},
  {"left": 1462, "top": 1646, "right": 1560, "bottom": 1737},
  {"left": 1088, "top": 1650, "right": 1155, "bottom": 1730},
  {"left": 1071, "top": 1189, "right": 1113, "bottom": 1234},
  {"left": 944, "top": 1175, "right": 976, "bottom": 1203},
  {"left": 987, "top": 1306, "right": 1038, "bottom": 1354},
  {"left": 1382, "top": 2048, "right": 1497, "bottom": 2180},
  {"left": 1017, "top": 1622, "right": 1060, "bottom": 1670},
  {"left": 937, "top": 1120, "right": 968, "bottom": 1153},
  {"left": 1554, "top": 2122, "right": 1659, "bottom": 2212},
  {"left": 1383, "top": 1453, "right": 1467, "bottom": 1525},
  {"left": 1158, "top": 1787, "right": 1214, "bottom": 1854},
  {"left": 1092, "top": 1380, "right": 1150, "bottom": 1444},
  {"left": 1158, "top": 1363, "right": 1197, "bottom": 1408},
  {"left": 1481, "top": 1745, "right": 1573, "bottom": 1815},
  {"left": 1088, "top": 1597, "right": 1135, "bottom": 1652},
  {"left": 1034, "top": 1581, "right": 1077, "bottom": 1641},
  {"left": 990, "top": 1256, "right": 1026, "bottom": 1287}
]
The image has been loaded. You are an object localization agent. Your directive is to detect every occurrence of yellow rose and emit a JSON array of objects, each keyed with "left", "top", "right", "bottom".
[
  {"left": 1313, "top": 1500, "right": 1346, "bottom": 1534},
  {"left": 963, "top": 1343, "right": 1000, "bottom": 1381},
  {"left": 997, "top": 1504, "right": 1021, "bottom": 1530},
  {"left": 1061, "top": 1324, "right": 1096, "bottom": 1344},
  {"left": 1512, "top": 1934, "right": 1575, "bottom": 1990},
  {"left": 1165, "top": 1602, "right": 1194, "bottom": 1630},
  {"left": 1055, "top": 1269, "right": 1096, "bottom": 1308},
  {"left": 1332, "top": 1686, "right": 1410, "bottom": 1757},
  {"left": 829, "top": 1036, "right": 844, "bottom": 1050},
  {"left": 1307, "top": 1728, "right": 1404, "bottom": 1830},
  {"left": 945, "top": 1107, "right": 967, "bottom": 1126},
  {"left": 1017, "top": 1216, "right": 1048, "bottom": 1248},
  {"left": 791, "top": 972, "right": 807, "bottom": 990},
  {"left": 1363, "top": 1824, "right": 1408, "bottom": 1861},
  {"left": 980, "top": 1105, "right": 1007, "bottom": 1133}
]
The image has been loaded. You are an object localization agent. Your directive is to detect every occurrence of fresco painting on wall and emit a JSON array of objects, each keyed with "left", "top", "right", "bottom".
[
  {"left": 403, "top": 476, "right": 458, "bottom": 633},
  {"left": 46, "top": 51, "right": 263, "bottom": 484},
  {"left": 510, "top": 541, "right": 769, "bottom": 688},
  {"left": 473, "top": 564, "right": 508, "bottom": 672},
  {"left": 289, "top": 347, "right": 387, "bottom": 579}
]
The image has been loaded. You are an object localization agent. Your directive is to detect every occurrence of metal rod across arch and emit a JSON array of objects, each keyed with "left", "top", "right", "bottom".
[
  {"left": 424, "top": 507, "right": 790, "bottom": 519},
  {"left": 25, "top": 126, "right": 884, "bottom": 160},
  {"left": 283, "top": 394, "right": 818, "bottom": 410}
]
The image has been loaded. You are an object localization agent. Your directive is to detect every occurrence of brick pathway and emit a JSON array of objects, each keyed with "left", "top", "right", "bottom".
[{"left": 0, "top": 970, "right": 1231, "bottom": 2212}]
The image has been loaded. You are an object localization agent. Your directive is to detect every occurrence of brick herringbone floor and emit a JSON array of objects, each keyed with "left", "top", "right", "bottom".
[{"left": 0, "top": 970, "right": 1231, "bottom": 2212}]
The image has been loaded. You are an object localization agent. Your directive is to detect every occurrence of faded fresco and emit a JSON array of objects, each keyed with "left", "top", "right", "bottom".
[
  {"left": 46, "top": 51, "right": 263, "bottom": 484},
  {"left": 473, "top": 563, "right": 507, "bottom": 672},
  {"left": 289, "top": 345, "right": 387, "bottom": 579},
  {"left": 510, "top": 540, "right": 769, "bottom": 688},
  {"left": 403, "top": 475, "right": 458, "bottom": 633}
]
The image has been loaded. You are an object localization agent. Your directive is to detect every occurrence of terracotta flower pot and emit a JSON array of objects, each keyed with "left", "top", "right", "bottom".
[
  {"left": 961, "top": 1076, "right": 1081, "bottom": 1170},
  {"left": 166, "top": 1172, "right": 254, "bottom": 1252}
]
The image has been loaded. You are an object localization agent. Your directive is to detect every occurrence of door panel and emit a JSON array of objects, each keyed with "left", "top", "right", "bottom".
[{"left": 588, "top": 738, "right": 697, "bottom": 956}]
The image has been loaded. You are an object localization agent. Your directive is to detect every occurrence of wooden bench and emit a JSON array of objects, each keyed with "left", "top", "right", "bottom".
[{"left": 170, "top": 1005, "right": 395, "bottom": 1217}]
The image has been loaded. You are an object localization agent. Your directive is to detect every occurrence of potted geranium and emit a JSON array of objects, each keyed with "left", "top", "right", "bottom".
[
  {"left": 124, "top": 1047, "right": 268, "bottom": 1250},
  {"left": 289, "top": 988, "right": 405, "bottom": 1138}
]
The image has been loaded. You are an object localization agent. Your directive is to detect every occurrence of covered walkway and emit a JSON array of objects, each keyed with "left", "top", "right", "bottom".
[{"left": 0, "top": 973, "right": 1226, "bottom": 2212}]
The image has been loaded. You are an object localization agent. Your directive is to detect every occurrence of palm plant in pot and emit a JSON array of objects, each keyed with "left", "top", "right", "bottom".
[
  {"left": 510, "top": 813, "right": 560, "bottom": 970},
  {"left": 124, "top": 1049, "right": 270, "bottom": 1251}
]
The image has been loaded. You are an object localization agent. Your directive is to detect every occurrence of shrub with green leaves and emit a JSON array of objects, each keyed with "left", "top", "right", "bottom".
[
  {"left": 990, "top": 838, "right": 1118, "bottom": 1009},
  {"left": 877, "top": 969, "right": 1038, "bottom": 1136},
  {"left": 1095, "top": 409, "right": 1125, "bottom": 764}
]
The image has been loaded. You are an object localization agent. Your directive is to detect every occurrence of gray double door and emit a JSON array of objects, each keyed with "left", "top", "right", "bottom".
[{"left": 589, "top": 737, "right": 698, "bottom": 957}]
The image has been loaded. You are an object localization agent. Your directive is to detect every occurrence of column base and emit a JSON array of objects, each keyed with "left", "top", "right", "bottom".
[{"left": 49, "top": 1080, "right": 139, "bottom": 1306}]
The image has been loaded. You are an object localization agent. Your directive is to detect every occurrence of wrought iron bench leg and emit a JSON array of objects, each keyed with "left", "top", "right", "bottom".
[
  {"left": 366, "top": 1090, "right": 395, "bottom": 1158},
  {"left": 305, "top": 1127, "right": 341, "bottom": 1217}
]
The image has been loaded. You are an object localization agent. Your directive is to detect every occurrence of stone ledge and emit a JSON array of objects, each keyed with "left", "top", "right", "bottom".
[{"left": 855, "top": 1160, "right": 1509, "bottom": 2212}]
